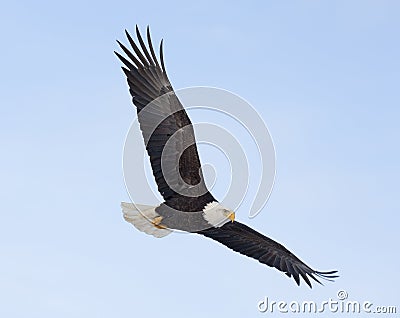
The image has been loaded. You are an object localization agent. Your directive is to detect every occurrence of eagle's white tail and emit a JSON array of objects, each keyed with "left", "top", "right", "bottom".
[{"left": 121, "top": 202, "right": 172, "bottom": 238}]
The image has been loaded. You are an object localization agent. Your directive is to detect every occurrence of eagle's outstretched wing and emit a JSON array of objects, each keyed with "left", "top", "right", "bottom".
[
  {"left": 115, "top": 26, "right": 215, "bottom": 212},
  {"left": 198, "top": 221, "right": 338, "bottom": 288}
]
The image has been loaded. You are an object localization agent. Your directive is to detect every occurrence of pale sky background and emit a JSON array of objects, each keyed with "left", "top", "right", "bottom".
[{"left": 1, "top": 1, "right": 400, "bottom": 317}]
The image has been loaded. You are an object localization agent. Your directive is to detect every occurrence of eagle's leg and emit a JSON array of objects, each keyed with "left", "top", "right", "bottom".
[{"left": 152, "top": 216, "right": 167, "bottom": 229}]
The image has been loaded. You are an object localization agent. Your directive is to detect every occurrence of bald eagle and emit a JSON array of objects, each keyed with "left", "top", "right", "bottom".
[{"left": 115, "top": 26, "right": 338, "bottom": 288}]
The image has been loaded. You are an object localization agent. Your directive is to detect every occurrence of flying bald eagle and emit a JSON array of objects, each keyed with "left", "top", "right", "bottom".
[{"left": 115, "top": 26, "right": 338, "bottom": 288}]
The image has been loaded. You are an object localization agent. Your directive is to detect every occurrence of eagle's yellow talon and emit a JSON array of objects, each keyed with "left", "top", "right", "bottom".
[{"left": 152, "top": 216, "right": 166, "bottom": 229}]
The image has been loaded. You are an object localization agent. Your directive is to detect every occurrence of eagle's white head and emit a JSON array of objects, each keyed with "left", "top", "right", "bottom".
[{"left": 202, "top": 201, "right": 235, "bottom": 228}]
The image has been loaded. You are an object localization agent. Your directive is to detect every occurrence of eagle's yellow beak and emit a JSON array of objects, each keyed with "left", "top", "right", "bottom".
[{"left": 228, "top": 212, "right": 235, "bottom": 222}]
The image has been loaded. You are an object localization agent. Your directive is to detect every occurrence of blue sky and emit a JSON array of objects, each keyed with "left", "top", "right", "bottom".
[{"left": 1, "top": 1, "right": 399, "bottom": 317}]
